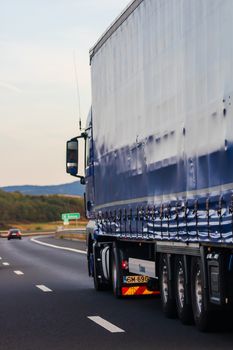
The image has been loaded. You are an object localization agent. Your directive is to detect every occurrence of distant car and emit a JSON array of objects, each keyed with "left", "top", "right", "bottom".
[{"left": 7, "top": 229, "right": 22, "bottom": 240}]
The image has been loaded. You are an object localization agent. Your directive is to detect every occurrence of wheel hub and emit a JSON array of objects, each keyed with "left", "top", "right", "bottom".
[
  {"left": 195, "top": 269, "right": 202, "bottom": 315},
  {"left": 177, "top": 264, "right": 185, "bottom": 308},
  {"left": 162, "top": 265, "right": 169, "bottom": 303}
]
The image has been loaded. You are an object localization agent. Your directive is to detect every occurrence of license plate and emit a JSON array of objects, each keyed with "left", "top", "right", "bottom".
[{"left": 123, "top": 275, "right": 149, "bottom": 284}]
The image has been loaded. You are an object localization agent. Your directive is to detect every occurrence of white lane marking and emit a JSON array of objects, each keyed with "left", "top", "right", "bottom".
[
  {"left": 36, "top": 285, "right": 52, "bottom": 293},
  {"left": 0, "top": 257, "right": 2, "bottom": 260},
  {"left": 88, "top": 316, "right": 125, "bottom": 333},
  {"left": 14, "top": 270, "right": 24, "bottom": 276},
  {"left": 31, "top": 237, "right": 86, "bottom": 255},
  {"left": 3, "top": 262, "right": 10, "bottom": 266}
]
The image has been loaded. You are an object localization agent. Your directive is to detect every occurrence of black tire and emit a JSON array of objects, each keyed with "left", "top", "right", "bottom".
[
  {"left": 87, "top": 236, "right": 94, "bottom": 277},
  {"left": 111, "top": 246, "right": 122, "bottom": 298},
  {"left": 88, "top": 252, "right": 94, "bottom": 277},
  {"left": 93, "top": 243, "right": 107, "bottom": 291},
  {"left": 191, "top": 257, "right": 210, "bottom": 331},
  {"left": 174, "top": 255, "right": 193, "bottom": 324},
  {"left": 159, "top": 254, "right": 176, "bottom": 318},
  {"left": 7, "top": 238, "right": 10, "bottom": 240}
]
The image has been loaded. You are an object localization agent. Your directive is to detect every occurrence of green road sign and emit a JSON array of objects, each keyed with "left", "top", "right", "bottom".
[{"left": 61, "top": 213, "right": 80, "bottom": 221}]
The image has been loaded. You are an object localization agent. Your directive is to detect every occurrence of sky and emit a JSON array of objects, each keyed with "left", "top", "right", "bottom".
[{"left": 0, "top": 0, "right": 130, "bottom": 186}]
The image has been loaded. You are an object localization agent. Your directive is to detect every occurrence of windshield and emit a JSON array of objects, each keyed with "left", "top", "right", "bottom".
[{"left": 10, "top": 229, "right": 20, "bottom": 234}]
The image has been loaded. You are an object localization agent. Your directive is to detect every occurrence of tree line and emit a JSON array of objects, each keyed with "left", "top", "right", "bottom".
[{"left": 0, "top": 190, "right": 84, "bottom": 229}]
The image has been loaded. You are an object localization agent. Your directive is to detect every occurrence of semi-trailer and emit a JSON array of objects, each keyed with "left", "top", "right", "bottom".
[{"left": 66, "top": 0, "right": 233, "bottom": 331}]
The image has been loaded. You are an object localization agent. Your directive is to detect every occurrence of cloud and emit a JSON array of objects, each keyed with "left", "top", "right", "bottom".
[{"left": 0, "top": 81, "right": 23, "bottom": 93}]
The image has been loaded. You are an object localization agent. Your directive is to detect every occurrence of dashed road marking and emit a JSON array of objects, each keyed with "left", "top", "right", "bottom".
[
  {"left": 36, "top": 285, "right": 53, "bottom": 293},
  {"left": 87, "top": 316, "right": 125, "bottom": 333},
  {"left": 14, "top": 270, "right": 24, "bottom": 276},
  {"left": 2, "top": 262, "right": 10, "bottom": 266},
  {"left": 0, "top": 257, "right": 2, "bottom": 260},
  {"left": 31, "top": 237, "right": 86, "bottom": 255}
]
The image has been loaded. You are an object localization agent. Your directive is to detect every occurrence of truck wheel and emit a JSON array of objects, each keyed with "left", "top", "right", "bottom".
[
  {"left": 111, "top": 247, "right": 122, "bottom": 298},
  {"left": 87, "top": 252, "right": 94, "bottom": 277},
  {"left": 87, "top": 236, "right": 94, "bottom": 277},
  {"left": 93, "top": 243, "right": 107, "bottom": 291},
  {"left": 159, "top": 254, "right": 176, "bottom": 318},
  {"left": 174, "top": 255, "right": 193, "bottom": 324},
  {"left": 191, "top": 257, "right": 209, "bottom": 331}
]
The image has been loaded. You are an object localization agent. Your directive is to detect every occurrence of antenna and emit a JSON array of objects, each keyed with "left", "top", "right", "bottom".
[{"left": 73, "top": 50, "right": 82, "bottom": 131}]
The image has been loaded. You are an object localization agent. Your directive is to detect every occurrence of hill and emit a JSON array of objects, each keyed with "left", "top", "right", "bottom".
[
  {"left": 0, "top": 190, "right": 85, "bottom": 230},
  {"left": 1, "top": 181, "right": 84, "bottom": 196}
]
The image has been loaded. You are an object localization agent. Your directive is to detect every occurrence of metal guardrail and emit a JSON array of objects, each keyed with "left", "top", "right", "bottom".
[
  {"left": 55, "top": 227, "right": 86, "bottom": 241},
  {"left": 0, "top": 227, "right": 86, "bottom": 240},
  {"left": 57, "top": 226, "right": 85, "bottom": 233},
  {"left": 0, "top": 230, "right": 55, "bottom": 238}
]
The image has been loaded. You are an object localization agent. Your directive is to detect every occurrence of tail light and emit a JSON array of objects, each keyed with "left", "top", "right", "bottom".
[{"left": 121, "top": 260, "right": 128, "bottom": 270}]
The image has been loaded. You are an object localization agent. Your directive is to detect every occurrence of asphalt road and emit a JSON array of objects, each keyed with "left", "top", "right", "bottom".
[{"left": 0, "top": 236, "right": 233, "bottom": 350}]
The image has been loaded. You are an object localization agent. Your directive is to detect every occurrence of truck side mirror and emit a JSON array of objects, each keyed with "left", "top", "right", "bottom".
[{"left": 66, "top": 140, "right": 79, "bottom": 176}]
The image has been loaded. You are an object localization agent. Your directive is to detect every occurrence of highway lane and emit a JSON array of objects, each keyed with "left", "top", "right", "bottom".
[{"left": 0, "top": 237, "right": 233, "bottom": 350}]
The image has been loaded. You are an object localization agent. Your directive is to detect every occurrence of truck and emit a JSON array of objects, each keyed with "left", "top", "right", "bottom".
[{"left": 66, "top": 0, "right": 233, "bottom": 331}]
